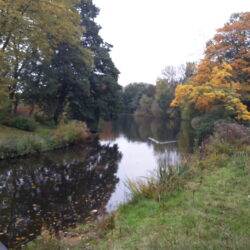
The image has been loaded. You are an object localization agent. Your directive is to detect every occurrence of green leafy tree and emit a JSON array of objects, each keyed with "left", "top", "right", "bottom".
[
  {"left": 68, "top": 0, "right": 122, "bottom": 128},
  {"left": 22, "top": 43, "right": 92, "bottom": 124},
  {"left": 122, "top": 83, "right": 155, "bottom": 114},
  {"left": 134, "top": 94, "right": 153, "bottom": 117},
  {"left": 0, "top": 0, "right": 82, "bottom": 113}
]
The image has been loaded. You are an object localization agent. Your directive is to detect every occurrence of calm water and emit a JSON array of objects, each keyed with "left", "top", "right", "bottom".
[{"left": 0, "top": 115, "right": 191, "bottom": 249}]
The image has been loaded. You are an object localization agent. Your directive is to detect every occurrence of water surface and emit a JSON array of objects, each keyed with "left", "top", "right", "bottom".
[{"left": 0, "top": 115, "right": 189, "bottom": 248}]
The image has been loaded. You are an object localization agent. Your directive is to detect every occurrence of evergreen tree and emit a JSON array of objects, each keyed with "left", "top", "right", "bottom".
[{"left": 69, "top": 0, "right": 122, "bottom": 129}]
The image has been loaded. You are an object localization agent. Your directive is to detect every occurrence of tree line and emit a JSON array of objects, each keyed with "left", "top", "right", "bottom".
[
  {"left": 122, "top": 12, "right": 250, "bottom": 126},
  {"left": 122, "top": 63, "right": 196, "bottom": 118},
  {"left": 0, "top": 4, "right": 249, "bottom": 131}
]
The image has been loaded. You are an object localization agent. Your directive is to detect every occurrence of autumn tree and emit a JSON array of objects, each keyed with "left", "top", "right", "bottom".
[
  {"left": 191, "top": 12, "right": 250, "bottom": 105},
  {"left": 172, "top": 12, "right": 250, "bottom": 121},
  {"left": 171, "top": 63, "right": 250, "bottom": 120},
  {"left": 153, "top": 63, "right": 196, "bottom": 117}
]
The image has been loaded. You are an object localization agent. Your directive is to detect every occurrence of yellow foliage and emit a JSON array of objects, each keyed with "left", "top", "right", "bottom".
[
  {"left": 170, "top": 85, "right": 194, "bottom": 107},
  {"left": 171, "top": 62, "right": 250, "bottom": 120},
  {"left": 173, "top": 12, "right": 250, "bottom": 120}
]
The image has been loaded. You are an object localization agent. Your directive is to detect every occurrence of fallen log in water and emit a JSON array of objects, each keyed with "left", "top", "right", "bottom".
[{"left": 148, "top": 137, "right": 177, "bottom": 145}]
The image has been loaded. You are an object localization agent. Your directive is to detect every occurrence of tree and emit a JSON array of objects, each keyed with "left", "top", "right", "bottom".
[
  {"left": 0, "top": 0, "right": 82, "bottom": 112},
  {"left": 68, "top": 0, "right": 122, "bottom": 127},
  {"left": 20, "top": 0, "right": 121, "bottom": 127},
  {"left": 122, "top": 83, "right": 155, "bottom": 114},
  {"left": 192, "top": 12, "right": 250, "bottom": 104},
  {"left": 172, "top": 13, "right": 250, "bottom": 121},
  {"left": 22, "top": 43, "right": 92, "bottom": 124},
  {"left": 155, "top": 63, "right": 196, "bottom": 117},
  {"left": 134, "top": 94, "right": 153, "bottom": 117},
  {"left": 150, "top": 100, "right": 163, "bottom": 117},
  {"left": 171, "top": 63, "right": 250, "bottom": 120},
  {"left": 155, "top": 78, "right": 172, "bottom": 111}
]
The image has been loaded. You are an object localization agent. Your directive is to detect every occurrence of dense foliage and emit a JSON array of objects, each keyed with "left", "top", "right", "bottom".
[
  {"left": 0, "top": 0, "right": 122, "bottom": 128},
  {"left": 171, "top": 12, "right": 250, "bottom": 121},
  {"left": 122, "top": 63, "right": 196, "bottom": 118}
]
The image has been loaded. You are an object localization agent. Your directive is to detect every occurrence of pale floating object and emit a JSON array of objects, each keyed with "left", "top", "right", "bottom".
[{"left": 148, "top": 137, "right": 177, "bottom": 145}]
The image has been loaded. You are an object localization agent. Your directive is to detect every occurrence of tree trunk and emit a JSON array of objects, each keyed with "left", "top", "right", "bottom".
[{"left": 53, "top": 90, "right": 67, "bottom": 125}]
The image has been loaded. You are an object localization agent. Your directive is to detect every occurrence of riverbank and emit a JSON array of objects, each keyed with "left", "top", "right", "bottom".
[
  {"left": 0, "top": 121, "right": 92, "bottom": 160},
  {"left": 25, "top": 123, "right": 250, "bottom": 250}
]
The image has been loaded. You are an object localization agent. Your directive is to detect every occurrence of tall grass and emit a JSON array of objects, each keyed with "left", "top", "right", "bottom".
[
  {"left": 127, "top": 161, "right": 186, "bottom": 202},
  {"left": 0, "top": 121, "right": 90, "bottom": 160}
]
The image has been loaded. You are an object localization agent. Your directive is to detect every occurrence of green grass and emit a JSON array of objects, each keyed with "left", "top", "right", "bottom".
[
  {"left": 0, "top": 124, "right": 32, "bottom": 138},
  {"left": 81, "top": 149, "right": 250, "bottom": 250},
  {"left": 0, "top": 124, "right": 54, "bottom": 138},
  {"left": 0, "top": 122, "right": 89, "bottom": 160}
]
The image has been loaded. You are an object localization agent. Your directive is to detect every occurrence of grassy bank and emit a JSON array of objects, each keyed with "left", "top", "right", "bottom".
[
  {"left": 25, "top": 124, "right": 250, "bottom": 250},
  {"left": 0, "top": 121, "right": 91, "bottom": 160},
  {"left": 92, "top": 152, "right": 249, "bottom": 249}
]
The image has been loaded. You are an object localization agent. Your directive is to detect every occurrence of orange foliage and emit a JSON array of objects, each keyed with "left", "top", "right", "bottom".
[
  {"left": 171, "top": 63, "right": 250, "bottom": 120},
  {"left": 204, "top": 12, "right": 250, "bottom": 100},
  {"left": 171, "top": 12, "right": 250, "bottom": 120}
]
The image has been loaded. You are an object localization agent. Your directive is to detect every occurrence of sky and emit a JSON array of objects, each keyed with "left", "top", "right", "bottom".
[{"left": 94, "top": 0, "right": 249, "bottom": 86}]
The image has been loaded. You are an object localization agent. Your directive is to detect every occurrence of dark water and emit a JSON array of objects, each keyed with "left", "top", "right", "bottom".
[{"left": 0, "top": 115, "right": 192, "bottom": 249}]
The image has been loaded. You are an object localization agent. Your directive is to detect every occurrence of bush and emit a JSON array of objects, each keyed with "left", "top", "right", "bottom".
[
  {"left": 0, "top": 101, "right": 12, "bottom": 123},
  {"left": 9, "top": 116, "right": 38, "bottom": 131},
  {"left": 194, "top": 110, "right": 232, "bottom": 143},
  {"left": 0, "top": 135, "right": 45, "bottom": 159},
  {"left": 34, "top": 112, "right": 53, "bottom": 125},
  {"left": 52, "top": 121, "right": 89, "bottom": 146},
  {"left": 213, "top": 123, "right": 250, "bottom": 145}
]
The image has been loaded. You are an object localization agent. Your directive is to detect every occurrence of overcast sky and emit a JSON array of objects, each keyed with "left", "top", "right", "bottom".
[{"left": 94, "top": 0, "right": 249, "bottom": 86}]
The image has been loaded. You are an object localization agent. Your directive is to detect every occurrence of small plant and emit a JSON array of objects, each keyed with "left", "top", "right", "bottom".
[
  {"left": 127, "top": 161, "right": 186, "bottom": 202},
  {"left": 34, "top": 112, "right": 53, "bottom": 125},
  {"left": 127, "top": 177, "right": 158, "bottom": 201},
  {"left": 8, "top": 116, "right": 38, "bottom": 131},
  {"left": 52, "top": 121, "right": 89, "bottom": 146}
]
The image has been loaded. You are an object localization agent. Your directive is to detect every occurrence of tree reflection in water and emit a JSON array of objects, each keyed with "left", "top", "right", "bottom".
[{"left": 0, "top": 141, "right": 122, "bottom": 249}]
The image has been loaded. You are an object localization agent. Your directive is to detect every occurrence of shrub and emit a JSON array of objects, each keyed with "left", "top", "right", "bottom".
[
  {"left": 0, "top": 135, "right": 45, "bottom": 159},
  {"left": 52, "top": 121, "right": 89, "bottom": 146},
  {"left": 194, "top": 110, "right": 232, "bottom": 143},
  {"left": 10, "top": 116, "right": 38, "bottom": 131},
  {"left": 0, "top": 101, "right": 12, "bottom": 123},
  {"left": 212, "top": 123, "right": 250, "bottom": 145},
  {"left": 34, "top": 112, "right": 53, "bottom": 125}
]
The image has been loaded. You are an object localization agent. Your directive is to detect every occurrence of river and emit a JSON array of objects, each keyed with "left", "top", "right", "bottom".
[{"left": 0, "top": 115, "right": 191, "bottom": 249}]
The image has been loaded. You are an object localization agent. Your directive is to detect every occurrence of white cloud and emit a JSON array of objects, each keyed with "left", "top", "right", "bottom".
[{"left": 94, "top": 0, "right": 249, "bottom": 86}]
